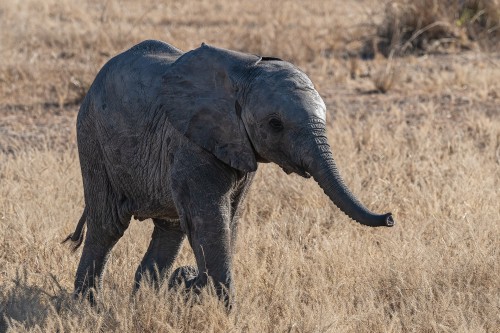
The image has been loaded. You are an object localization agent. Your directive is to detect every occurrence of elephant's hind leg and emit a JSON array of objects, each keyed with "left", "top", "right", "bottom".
[
  {"left": 74, "top": 202, "right": 131, "bottom": 304},
  {"left": 75, "top": 145, "right": 132, "bottom": 304},
  {"left": 74, "top": 224, "right": 121, "bottom": 304},
  {"left": 134, "top": 219, "right": 185, "bottom": 290}
]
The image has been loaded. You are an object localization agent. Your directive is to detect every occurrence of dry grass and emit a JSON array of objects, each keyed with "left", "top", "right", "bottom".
[
  {"left": 375, "top": 0, "right": 500, "bottom": 56},
  {"left": 1, "top": 0, "right": 499, "bottom": 332}
]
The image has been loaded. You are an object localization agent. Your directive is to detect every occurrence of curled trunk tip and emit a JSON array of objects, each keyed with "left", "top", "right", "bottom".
[
  {"left": 383, "top": 213, "right": 395, "bottom": 227},
  {"left": 307, "top": 149, "right": 395, "bottom": 227}
]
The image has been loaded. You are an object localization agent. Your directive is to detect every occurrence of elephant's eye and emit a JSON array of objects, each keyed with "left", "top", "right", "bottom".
[{"left": 269, "top": 118, "right": 283, "bottom": 131}]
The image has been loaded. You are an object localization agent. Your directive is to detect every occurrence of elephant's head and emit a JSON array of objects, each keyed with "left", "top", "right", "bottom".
[{"left": 163, "top": 43, "right": 394, "bottom": 227}]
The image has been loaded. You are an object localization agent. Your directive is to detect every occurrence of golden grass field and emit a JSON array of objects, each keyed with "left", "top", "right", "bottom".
[{"left": 1, "top": 0, "right": 499, "bottom": 332}]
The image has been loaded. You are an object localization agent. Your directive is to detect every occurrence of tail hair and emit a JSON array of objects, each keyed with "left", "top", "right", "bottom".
[{"left": 62, "top": 211, "right": 86, "bottom": 252}]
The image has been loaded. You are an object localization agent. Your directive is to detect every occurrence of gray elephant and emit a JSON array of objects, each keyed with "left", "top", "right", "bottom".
[{"left": 63, "top": 40, "right": 394, "bottom": 305}]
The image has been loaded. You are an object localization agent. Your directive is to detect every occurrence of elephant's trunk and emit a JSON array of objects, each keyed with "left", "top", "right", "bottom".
[{"left": 304, "top": 129, "right": 394, "bottom": 227}]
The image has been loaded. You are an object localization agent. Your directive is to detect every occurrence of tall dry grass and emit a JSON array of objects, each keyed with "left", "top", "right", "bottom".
[
  {"left": 1, "top": 0, "right": 499, "bottom": 332},
  {"left": 1, "top": 98, "right": 498, "bottom": 332}
]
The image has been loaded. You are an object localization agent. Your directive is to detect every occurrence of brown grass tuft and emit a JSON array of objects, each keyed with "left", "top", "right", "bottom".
[{"left": 372, "top": 56, "right": 399, "bottom": 93}]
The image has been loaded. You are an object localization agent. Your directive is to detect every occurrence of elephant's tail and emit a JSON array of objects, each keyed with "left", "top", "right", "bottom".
[{"left": 62, "top": 210, "right": 86, "bottom": 252}]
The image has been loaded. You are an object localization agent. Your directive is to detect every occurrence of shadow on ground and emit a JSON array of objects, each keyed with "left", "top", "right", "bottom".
[{"left": 0, "top": 269, "right": 71, "bottom": 332}]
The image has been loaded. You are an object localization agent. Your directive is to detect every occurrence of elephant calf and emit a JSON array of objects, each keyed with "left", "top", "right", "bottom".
[{"left": 63, "top": 40, "right": 394, "bottom": 305}]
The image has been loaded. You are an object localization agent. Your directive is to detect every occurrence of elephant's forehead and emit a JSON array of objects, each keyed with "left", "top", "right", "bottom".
[
  {"left": 281, "top": 89, "right": 325, "bottom": 119},
  {"left": 270, "top": 80, "right": 326, "bottom": 121},
  {"left": 297, "top": 88, "right": 326, "bottom": 120},
  {"left": 248, "top": 64, "right": 326, "bottom": 121}
]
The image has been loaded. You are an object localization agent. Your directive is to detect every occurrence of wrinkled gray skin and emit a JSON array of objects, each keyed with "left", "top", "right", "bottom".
[{"left": 64, "top": 40, "right": 394, "bottom": 306}]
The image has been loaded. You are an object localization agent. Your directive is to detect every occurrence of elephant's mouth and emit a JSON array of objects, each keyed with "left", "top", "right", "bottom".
[{"left": 281, "top": 165, "right": 311, "bottom": 179}]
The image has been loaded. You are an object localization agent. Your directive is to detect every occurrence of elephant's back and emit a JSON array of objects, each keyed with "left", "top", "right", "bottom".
[
  {"left": 86, "top": 40, "right": 183, "bottom": 99},
  {"left": 79, "top": 40, "right": 182, "bottom": 128},
  {"left": 128, "top": 40, "right": 183, "bottom": 59},
  {"left": 76, "top": 40, "right": 181, "bottom": 183}
]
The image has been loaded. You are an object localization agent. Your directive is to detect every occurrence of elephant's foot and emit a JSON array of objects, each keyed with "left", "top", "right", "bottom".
[
  {"left": 168, "top": 265, "right": 199, "bottom": 290},
  {"left": 168, "top": 265, "right": 233, "bottom": 309},
  {"left": 73, "top": 283, "right": 98, "bottom": 306}
]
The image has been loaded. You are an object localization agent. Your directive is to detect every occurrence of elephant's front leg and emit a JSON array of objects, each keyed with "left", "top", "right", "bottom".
[
  {"left": 170, "top": 152, "right": 238, "bottom": 306},
  {"left": 188, "top": 214, "right": 233, "bottom": 302},
  {"left": 169, "top": 213, "right": 233, "bottom": 306},
  {"left": 167, "top": 216, "right": 232, "bottom": 301}
]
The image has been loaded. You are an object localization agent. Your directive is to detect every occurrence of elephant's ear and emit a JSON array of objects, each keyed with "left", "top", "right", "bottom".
[{"left": 162, "top": 43, "right": 260, "bottom": 173}]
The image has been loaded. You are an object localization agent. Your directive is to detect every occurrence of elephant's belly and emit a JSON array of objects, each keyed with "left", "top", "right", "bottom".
[
  {"left": 102, "top": 127, "right": 184, "bottom": 222},
  {"left": 131, "top": 196, "right": 179, "bottom": 222},
  {"left": 112, "top": 168, "right": 180, "bottom": 222}
]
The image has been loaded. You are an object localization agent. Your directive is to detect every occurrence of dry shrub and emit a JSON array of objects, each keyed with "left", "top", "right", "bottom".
[
  {"left": 376, "top": 0, "right": 500, "bottom": 56},
  {"left": 461, "top": 0, "right": 500, "bottom": 48}
]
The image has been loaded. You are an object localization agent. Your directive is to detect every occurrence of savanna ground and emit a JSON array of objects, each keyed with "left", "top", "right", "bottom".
[{"left": 0, "top": 0, "right": 499, "bottom": 332}]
